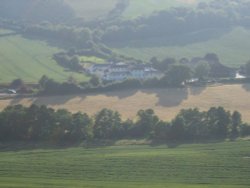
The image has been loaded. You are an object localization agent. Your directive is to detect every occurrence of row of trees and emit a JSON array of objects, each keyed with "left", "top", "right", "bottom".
[
  {"left": 0, "top": 105, "right": 249, "bottom": 144},
  {"left": 152, "top": 53, "right": 234, "bottom": 79},
  {"left": 101, "top": 0, "right": 250, "bottom": 44}
]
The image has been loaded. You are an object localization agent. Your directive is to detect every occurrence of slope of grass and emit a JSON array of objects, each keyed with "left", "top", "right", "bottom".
[
  {"left": 114, "top": 27, "right": 250, "bottom": 67},
  {"left": 0, "top": 32, "right": 88, "bottom": 83},
  {"left": 122, "top": 0, "right": 212, "bottom": 19},
  {"left": 0, "top": 140, "right": 249, "bottom": 188},
  {"left": 64, "top": 0, "right": 212, "bottom": 20},
  {"left": 64, "top": 0, "right": 117, "bottom": 20},
  {"left": 79, "top": 56, "right": 105, "bottom": 63}
]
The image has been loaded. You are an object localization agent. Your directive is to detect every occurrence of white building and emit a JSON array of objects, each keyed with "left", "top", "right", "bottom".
[{"left": 88, "top": 62, "right": 163, "bottom": 82}]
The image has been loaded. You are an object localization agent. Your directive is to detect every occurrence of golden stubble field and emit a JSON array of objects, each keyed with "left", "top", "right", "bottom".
[{"left": 1, "top": 84, "right": 250, "bottom": 122}]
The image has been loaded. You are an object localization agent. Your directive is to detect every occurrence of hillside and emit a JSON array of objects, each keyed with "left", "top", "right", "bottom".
[
  {"left": 64, "top": 0, "right": 211, "bottom": 20},
  {"left": 122, "top": 0, "right": 211, "bottom": 19},
  {"left": 64, "top": 0, "right": 117, "bottom": 20},
  {"left": 114, "top": 27, "right": 250, "bottom": 67},
  {"left": 0, "top": 30, "right": 88, "bottom": 83},
  {"left": 1, "top": 84, "right": 250, "bottom": 122}
]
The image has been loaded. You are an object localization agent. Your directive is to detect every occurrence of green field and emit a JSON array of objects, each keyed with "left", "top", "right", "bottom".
[
  {"left": 79, "top": 56, "right": 105, "bottom": 63},
  {"left": 0, "top": 31, "right": 88, "bottom": 83},
  {"left": 65, "top": 0, "right": 208, "bottom": 20},
  {"left": 64, "top": 0, "right": 211, "bottom": 20},
  {"left": 114, "top": 27, "right": 250, "bottom": 67},
  {"left": 0, "top": 140, "right": 250, "bottom": 188},
  {"left": 122, "top": 0, "right": 211, "bottom": 19},
  {"left": 65, "top": 0, "right": 117, "bottom": 20}
]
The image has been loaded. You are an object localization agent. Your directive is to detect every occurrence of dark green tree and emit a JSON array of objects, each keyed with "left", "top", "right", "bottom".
[
  {"left": 194, "top": 61, "right": 211, "bottom": 81},
  {"left": 245, "top": 60, "right": 250, "bottom": 77},
  {"left": 10, "top": 78, "right": 24, "bottom": 89},
  {"left": 93, "top": 109, "right": 122, "bottom": 139},
  {"left": 176, "top": 108, "right": 208, "bottom": 140},
  {"left": 134, "top": 109, "right": 159, "bottom": 138},
  {"left": 206, "top": 107, "right": 231, "bottom": 139},
  {"left": 230, "top": 111, "right": 241, "bottom": 139},
  {"left": 170, "top": 115, "right": 185, "bottom": 141},
  {"left": 89, "top": 75, "right": 101, "bottom": 87},
  {"left": 166, "top": 64, "right": 192, "bottom": 86},
  {"left": 68, "top": 112, "right": 92, "bottom": 142}
]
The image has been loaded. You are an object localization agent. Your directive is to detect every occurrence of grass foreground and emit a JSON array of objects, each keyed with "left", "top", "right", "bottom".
[{"left": 0, "top": 140, "right": 249, "bottom": 188}]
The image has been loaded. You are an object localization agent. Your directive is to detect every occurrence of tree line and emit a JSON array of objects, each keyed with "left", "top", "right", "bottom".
[
  {"left": 0, "top": 104, "right": 249, "bottom": 144},
  {"left": 101, "top": 0, "right": 250, "bottom": 44}
]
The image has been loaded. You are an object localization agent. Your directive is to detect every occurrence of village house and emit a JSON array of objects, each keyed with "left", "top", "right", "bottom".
[{"left": 88, "top": 62, "right": 163, "bottom": 82}]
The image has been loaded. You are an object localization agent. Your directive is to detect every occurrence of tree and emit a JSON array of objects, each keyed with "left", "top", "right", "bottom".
[
  {"left": 176, "top": 108, "right": 208, "bottom": 140},
  {"left": 166, "top": 64, "right": 192, "bottom": 86},
  {"left": 245, "top": 60, "right": 250, "bottom": 77},
  {"left": 68, "top": 112, "right": 92, "bottom": 142},
  {"left": 38, "top": 75, "right": 49, "bottom": 90},
  {"left": 134, "top": 109, "right": 160, "bottom": 138},
  {"left": 10, "top": 78, "right": 24, "bottom": 89},
  {"left": 230, "top": 111, "right": 241, "bottom": 139},
  {"left": 170, "top": 116, "right": 185, "bottom": 141},
  {"left": 151, "top": 121, "right": 171, "bottom": 141},
  {"left": 206, "top": 107, "right": 231, "bottom": 139},
  {"left": 93, "top": 109, "right": 122, "bottom": 139},
  {"left": 204, "top": 53, "right": 220, "bottom": 64},
  {"left": 1, "top": 105, "right": 29, "bottom": 141},
  {"left": 153, "top": 57, "right": 176, "bottom": 72},
  {"left": 194, "top": 61, "right": 210, "bottom": 81},
  {"left": 69, "top": 55, "right": 81, "bottom": 70},
  {"left": 89, "top": 75, "right": 101, "bottom": 87},
  {"left": 28, "top": 105, "right": 56, "bottom": 141}
]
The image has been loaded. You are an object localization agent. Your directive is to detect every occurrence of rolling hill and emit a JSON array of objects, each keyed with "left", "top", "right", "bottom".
[
  {"left": 114, "top": 27, "right": 250, "bottom": 67},
  {"left": 64, "top": 0, "right": 118, "bottom": 20},
  {"left": 0, "top": 30, "right": 88, "bottom": 83}
]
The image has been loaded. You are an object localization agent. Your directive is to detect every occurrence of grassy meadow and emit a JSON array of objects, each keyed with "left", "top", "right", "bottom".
[
  {"left": 64, "top": 0, "right": 212, "bottom": 20},
  {"left": 0, "top": 30, "right": 88, "bottom": 83},
  {"left": 1, "top": 84, "right": 250, "bottom": 122},
  {"left": 114, "top": 27, "right": 250, "bottom": 67},
  {"left": 64, "top": 0, "right": 117, "bottom": 20},
  {"left": 122, "top": 0, "right": 211, "bottom": 19},
  {"left": 0, "top": 140, "right": 249, "bottom": 187}
]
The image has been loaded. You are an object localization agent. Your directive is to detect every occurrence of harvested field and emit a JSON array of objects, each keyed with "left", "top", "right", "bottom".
[{"left": 1, "top": 84, "right": 250, "bottom": 122}]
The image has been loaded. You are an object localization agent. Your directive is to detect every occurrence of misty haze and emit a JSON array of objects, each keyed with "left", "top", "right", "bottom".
[{"left": 0, "top": 0, "right": 250, "bottom": 187}]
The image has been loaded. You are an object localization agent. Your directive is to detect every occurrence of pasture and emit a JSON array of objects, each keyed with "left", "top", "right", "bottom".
[
  {"left": 114, "top": 27, "right": 250, "bottom": 67},
  {"left": 0, "top": 31, "right": 88, "bottom": 83},
  {"left": 64, "top": 0, "right": 117, "bottom": 20},
  {"left": 122, "top": 0, "right": 211, "bottom": 19},
  {"left": 1, "top": 84, "right": 250, "bottom": 122},
  {"left": 64, "top": 0, "right": 212, "bottom": 20},
  {"left": 0, "top": 140, "right": 249, "bottom": 187},
  {"left": 79, "top": 56, "right": 105, "bottom": 63}
]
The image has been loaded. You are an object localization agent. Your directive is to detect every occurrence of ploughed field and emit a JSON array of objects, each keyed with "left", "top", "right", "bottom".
[
  {"left": 1, "top": 84, "right": 250, "bottom": 122},
  {"left": 0, "top": 140, "right": 249, "bottom": 188}
]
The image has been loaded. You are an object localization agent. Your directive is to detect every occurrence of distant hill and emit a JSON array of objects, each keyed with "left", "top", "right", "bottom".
[
  {"left": 122, "top": 0, "right": 211, "bottom": 19},
  {"left": 63, "top": 0, "right": 211, "bottom": 20},
  {"left": 64, "top": 0, "right": 118, "bottom": 20},
  {"left": 0, "top": 0, "right": 74, "bottom": 23}
]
